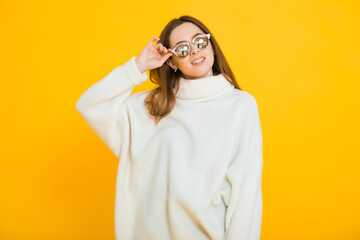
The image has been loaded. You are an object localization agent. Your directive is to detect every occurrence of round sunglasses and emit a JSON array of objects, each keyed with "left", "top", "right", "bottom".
[{"left": 170, "top": 33, "right": 211, "bottom": 58}]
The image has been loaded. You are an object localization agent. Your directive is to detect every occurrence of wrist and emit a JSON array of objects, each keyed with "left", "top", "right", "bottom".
[{"left": 135, "top": 57, "right": 146, "bottom": 74}]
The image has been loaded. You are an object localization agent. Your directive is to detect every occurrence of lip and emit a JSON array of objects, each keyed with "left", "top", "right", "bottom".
[{"left": 191, "top": 56, "right": 205, "bottom": 64}]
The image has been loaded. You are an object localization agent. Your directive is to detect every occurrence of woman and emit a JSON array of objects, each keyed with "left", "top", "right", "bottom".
[{"left": 76, "top": 15, "right": 264, "bottom": 240}]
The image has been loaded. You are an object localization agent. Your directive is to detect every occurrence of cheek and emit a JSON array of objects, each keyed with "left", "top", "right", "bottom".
[
  {"left": 177, "top": 59, "right": 189, "bottom": 68},
  {"left": 205, "top": 51, "right": 214, "bottom": 63}
]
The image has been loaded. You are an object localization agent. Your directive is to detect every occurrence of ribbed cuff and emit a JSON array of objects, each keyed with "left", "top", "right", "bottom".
[{"left": 123, "top": 56, "right": 148, "bottom": 86}]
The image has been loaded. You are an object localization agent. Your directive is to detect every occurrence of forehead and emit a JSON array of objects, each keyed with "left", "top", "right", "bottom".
[{"left": 169, "top": 22, "right": 204, "bottom": 47}]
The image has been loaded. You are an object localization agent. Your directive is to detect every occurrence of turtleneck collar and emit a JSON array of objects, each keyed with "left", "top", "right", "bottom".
[{"left": 174, "top": 73, "right": 234, "bottom": 101}]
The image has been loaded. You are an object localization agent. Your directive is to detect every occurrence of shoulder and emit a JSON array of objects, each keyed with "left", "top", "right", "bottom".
[
  {"left": 231, "top": 89, "right": 259, "bottom": 109},
  {"left": 227, "top": 88, "right": 261, "bottom": 125},
  {"left": 124, "top": 89, "right": 153, "bottom": 111},
  {"left": 129, "top": 89, "right": 152, "bottom": 99}
]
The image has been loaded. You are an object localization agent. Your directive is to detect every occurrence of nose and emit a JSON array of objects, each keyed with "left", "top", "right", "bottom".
[{"left": 190, "top": 43, "right": 200, "bottom": 56}]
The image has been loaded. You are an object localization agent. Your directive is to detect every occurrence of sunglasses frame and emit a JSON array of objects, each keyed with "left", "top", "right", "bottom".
[{"left": 170, "top": 33, "right": 211, "bottom": 57}]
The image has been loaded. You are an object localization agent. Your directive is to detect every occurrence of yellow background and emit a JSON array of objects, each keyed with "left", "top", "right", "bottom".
[{"left": 1, "top": 0, "right": 359, "bottom": 239}]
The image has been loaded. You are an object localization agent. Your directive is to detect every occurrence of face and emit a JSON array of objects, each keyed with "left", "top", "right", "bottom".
[{"left": 167, "top": 22, "right": 215, "bottom": 80}]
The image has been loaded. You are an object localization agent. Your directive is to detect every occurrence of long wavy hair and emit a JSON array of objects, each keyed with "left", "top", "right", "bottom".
[{"left": 144, "top": 15, "right": 242, "bottom": 125}]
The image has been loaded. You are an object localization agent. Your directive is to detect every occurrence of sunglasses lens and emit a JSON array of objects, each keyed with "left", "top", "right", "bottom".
[
  {"left": 194, "top": 35, "right": 209, "bottom": 49},
  {"left": 174, "top": 44, "right": 190, "bottom": 57}
]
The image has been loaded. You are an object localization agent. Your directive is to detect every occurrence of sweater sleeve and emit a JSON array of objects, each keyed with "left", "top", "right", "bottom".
[
  {"left": 75, "top": 57, "right": 148, "bottom": 158},
  {"left": 225, "top": 94, "right": 264, "bottom": 240}
]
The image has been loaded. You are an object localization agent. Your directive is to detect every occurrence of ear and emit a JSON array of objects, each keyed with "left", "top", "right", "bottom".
[{"left": 166, "top": 59, "right": 176, "bottom": 69}]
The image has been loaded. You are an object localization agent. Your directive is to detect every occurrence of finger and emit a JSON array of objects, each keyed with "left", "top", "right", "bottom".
[
  {"left": 156, "top": 43, "right": 166, "bottom": 54},
  {"left": 158, "top": 44, "right": 167, "bottom": 53},
  {"left": 154, "top": 43, "right": 162, "bottom": 50},
  {"left": 160, "top": 52, "right": 174, "bottom": 62},
  {"left": 154, "top": 43, "right": 160, "bottom": 50},
  {"left": 147, "top": 37, "right": 160, "bottom": 47}
]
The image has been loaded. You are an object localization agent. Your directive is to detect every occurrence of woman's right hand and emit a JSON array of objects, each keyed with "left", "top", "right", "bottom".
[{"left": 135, "top": 37, "right": 174, "bottom": 73}]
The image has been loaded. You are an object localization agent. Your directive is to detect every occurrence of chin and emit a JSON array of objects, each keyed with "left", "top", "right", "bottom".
[{"left": 190, "top": 68, "right": 213, "bottom": 79}]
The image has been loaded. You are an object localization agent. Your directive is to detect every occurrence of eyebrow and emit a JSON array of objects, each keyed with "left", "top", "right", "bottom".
[{"left": 173, "top": 32, "right": 203, "bottom": 47}]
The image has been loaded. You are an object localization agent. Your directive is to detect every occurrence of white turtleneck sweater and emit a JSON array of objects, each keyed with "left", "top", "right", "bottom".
[{"left": 76, "top": 56, "right": 264, "bottom": 240}]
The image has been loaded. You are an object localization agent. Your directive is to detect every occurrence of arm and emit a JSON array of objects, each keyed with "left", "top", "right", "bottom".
[
  {"left": 225, "top": 94, "right": 264, "bottom": 240},
  {"left": 75, "top": 57, "right": 148, "bottom": 158}
]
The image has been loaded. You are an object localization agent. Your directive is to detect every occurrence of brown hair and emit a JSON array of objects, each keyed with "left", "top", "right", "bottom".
[{"left": 144, "top": 15, "right": 242, "bottom": 125}]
